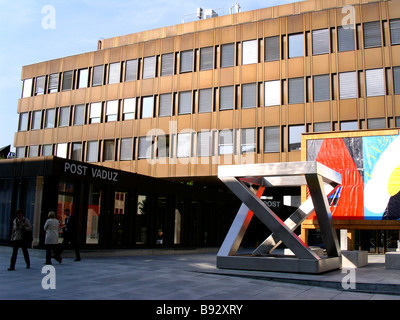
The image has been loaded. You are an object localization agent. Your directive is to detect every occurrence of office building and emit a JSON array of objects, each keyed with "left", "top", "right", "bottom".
[{"left": 4, "top": 0, "right": 400, "bottom": 251}]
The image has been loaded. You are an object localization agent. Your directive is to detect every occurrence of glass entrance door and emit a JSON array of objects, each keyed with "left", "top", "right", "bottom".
[
  {"left": 112, "top": 191, "right": 127, "bottom": 246},
  {"left": 86, "top": 184, "right": 101, "bottom": 244}
]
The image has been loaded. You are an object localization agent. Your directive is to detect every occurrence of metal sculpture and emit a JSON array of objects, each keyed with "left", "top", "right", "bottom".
[{"left": 217, "top": 161, "right": 342, "bottom": 274}]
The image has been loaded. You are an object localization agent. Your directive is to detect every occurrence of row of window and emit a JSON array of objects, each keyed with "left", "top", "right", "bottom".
[
  {"left": 14, "top": 127, "right": 300, "bottom": 161},
  {"left": 18, "top": 67, "right": 400, "bottom": 132},
  {"left": 21, "top": 19, "right": 400, "bottom": 98},
  {"left": 16, "top": 117, "right": 400, "bottom": 161}
]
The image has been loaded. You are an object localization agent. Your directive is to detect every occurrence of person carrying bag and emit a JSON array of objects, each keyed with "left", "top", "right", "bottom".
[{"left": 8, "top": 209, "right": 32, "bottom": 271}]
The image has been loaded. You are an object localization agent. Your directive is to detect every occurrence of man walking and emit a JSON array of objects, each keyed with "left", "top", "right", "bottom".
[{"left": 59, "top": 209, "right": 81, "bottom": 261}]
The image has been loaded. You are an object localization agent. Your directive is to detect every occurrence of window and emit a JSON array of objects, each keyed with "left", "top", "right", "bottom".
[
  {"left": 56, "top": 143, "right": 68, "bottom": 159},
  {"left": 340, "top": 121, "right": 358, "bottom": 131},
  {"left": 394, "top": 67, "right": 400, "bottom": 95},
  {"left": 28, "top": 146, "right": 39, "bottom": 158},
  {"left": 288, "top": 78, "right": 304, "bottom": 104},
  {"left": 123, "top": 98, "right": 135, "bottom": 120},
  {"left": 220, "top": 86, "right": 234, "bottom": 110},
  {"left": 59, "top": 107, "right": 70, "bottom": 127},
  {"left": 197, "top": 131, "right": 211, "bottom": 157},
  {"left": 87, "top": 141, "right": 98, "bottom": 162},
  {"left": 157, "top": 135, "right": 169, "bottom": 158},
  {"left": 312, "top": 29, "right": 329, "bottom": 55},
  {"left": 199, "top": 88, "right": 212, "bottom": 113},
  {"left": 42, "top": 144, "right": 53, "bottom": 156},
  {"left": 159, "top": 93, "right": 172, "bottom": 117},
  {"left": 289, "top": 33, "right": 304, "bottom": 58},
  {"left": 120, "top": 138, "right": 133, "bottom": 161},
  {"left": 18, "top": 113, "right": 29, "bottom": 132},
  {"left": 338, "top": 26, "right": 355, "bottom": 52},
  {"left": 242, "top": 40, "right": 257, "bottom": 65},
  {"left": 221, "top": 43, "right": 234, "bottom": 68},
  {"left": 16, "top": 147, "right": 25, "bottom": 158},
  {"left": 35, "top": 76, "right": 45, "bottom": 95},
  {"left": 138, "top": 136, "right": 152, "bottom": 159},
  {"left": 44, "top": 109, "right": 55, "bottom": 129},
  {"left": 106, "top": 100, "right": 118, "bottom": 122},
  {"left": 265, "top": 36, "right": 280, "bottom": 62},
  {"left": 48, "top": 74, "right": 59, "bottom": 93},
  {"left": 108, "top": 62, "right": 121, "bottom": 84},
  {"left": 180, "top": 50, "right": 193, "bottom": 73},
  {"left": 366, "top": 69, "right": 385, "bottom": 97},
  {"left": 141, "top": 97, "right": 154, "bottom": 118},
  {"left": 241, "top": 128, "right": 256, "bottom": 154},
  {"left": 22, "top": 78, "right": 33, "bottom": 98},
  {"left": 178, "top": 91, "right": 192, "bottom": 114},
  {"left": 77, "top": 69, "right": 88, "bottom": 89},
  {"left": 177, "top": 133, "right": 191, "bottom": 158},
  {"left": 314, "top": 122, "right": 331, "bottom": 132},
  {"left": 339, "top": 71, "right": 357, "bottom": 99},
  {"left": 368, "top": 118, "right": 386, "bottom": 129},
  {"left": 31, "top": 110, "right": 41, "bottom": 130},
  {"left": 72, "top": 143, "right": 82, "bottom": 161},
  {"left": 161, "top": 54, "right": 173, "bottom": 76},
  {"left": 90, "top": 102, "right": 102, "bottom": 124},
  {"left": 73, "top": 105, "right": 85, "bottom": 126},
  {"left": 390, "top": 19, "right": 400, "bottom": 45},
  {"left": 264, "top": 80, "right": 281, "bottom": 106},
  {"left": 200, "top": 47, "right": 213, "bottom": 71},
  {"left": 313, "top": 75, "right": 330, "bottom": 102},
  {"left": 264, "top": 126, "right": 280, "bottom": 153},
  {"left": 363, "top": 21, "right": 382, "bottom": 49},
  {"left": 62, "top": 71, "right": 73, "bottom": 91},
  {"left": 92, "top": 65, "right": 104, "bottom": 86},
  {"left": 289, "top": 125, "right": 304, "bottom": 151},
  {"left": 143, "top": 56, "right": 156, "bottom": 79},
  {"left": 125, "top": 59, "right": 138, "bottom": 81},
  {"left": 103, "top": 140, "right": 115, "bottom": 161},
  {"left": 219, "top": 130, "right": 233, "bottom": 155},
  {"left": 242, "top": 83, "right": 256, "bottom": 109},
  {"left": 396, "top": 117, "right": 400, "bottom": 127}
]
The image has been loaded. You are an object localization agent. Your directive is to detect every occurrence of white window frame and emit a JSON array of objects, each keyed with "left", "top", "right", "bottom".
[
  {"left": 264, "top": 80, "right": 281, "bottom": 106},
  {"left": 106, "top": 100, "right": 118, "bottom": 122},
  {"left": 242, "top": 40, "right": 257, "bottom": 65}
]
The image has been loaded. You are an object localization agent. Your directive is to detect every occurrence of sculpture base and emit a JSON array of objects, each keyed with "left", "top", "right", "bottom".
[{"left": 217, "top": 255, "right": 341, "bottom": 274}]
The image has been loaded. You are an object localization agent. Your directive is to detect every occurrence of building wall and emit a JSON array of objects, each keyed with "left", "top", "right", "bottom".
[
  {"left": 14, "top": 0, "right": 400, "bottom": 179},
  {"left": 0, "top": 157, "right": 240, "bottom": 247}
]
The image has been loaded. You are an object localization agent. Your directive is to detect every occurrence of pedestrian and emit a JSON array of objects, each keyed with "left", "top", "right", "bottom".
[
  {"left": 59, "top": 209, "right": 81, "bottom": 261},
  {"left": 8, "top": 209, "right": 31, "bottom": 271},
  {"left": 44, "top": 211, "right": 62, "bottom": 265}
]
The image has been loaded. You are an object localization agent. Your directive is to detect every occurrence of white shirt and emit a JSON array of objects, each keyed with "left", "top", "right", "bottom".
[{"left": 44, "top": 218, "right": 60, "bottom": 245}]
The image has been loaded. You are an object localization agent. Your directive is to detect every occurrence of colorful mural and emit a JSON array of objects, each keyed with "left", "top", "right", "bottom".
[{"left": 306, "top": 134, "right": 400, "bottom": 220}]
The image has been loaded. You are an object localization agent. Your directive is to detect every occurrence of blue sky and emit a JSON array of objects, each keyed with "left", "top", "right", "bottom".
[{"left": 0, "top": 0, "right": 298, "bottom": 151}]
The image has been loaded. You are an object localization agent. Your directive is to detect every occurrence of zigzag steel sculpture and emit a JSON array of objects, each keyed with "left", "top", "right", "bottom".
[{"left": 217, "top": 161, "right": 342, "bottom": 274}]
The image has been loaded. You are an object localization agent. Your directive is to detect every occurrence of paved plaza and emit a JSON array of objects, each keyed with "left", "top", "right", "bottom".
[{"left": 1, "top": 246, "right": 400, "bottom": 304}]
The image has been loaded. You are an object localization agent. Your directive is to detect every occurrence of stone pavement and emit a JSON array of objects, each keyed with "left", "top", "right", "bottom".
[{"left": 1, "top": 246, "right": 400, "bottom": 303}]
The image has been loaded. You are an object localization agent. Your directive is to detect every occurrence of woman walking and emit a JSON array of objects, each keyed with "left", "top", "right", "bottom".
[{"left": 44, "top": 211, "right": 62, "bottom": 264}]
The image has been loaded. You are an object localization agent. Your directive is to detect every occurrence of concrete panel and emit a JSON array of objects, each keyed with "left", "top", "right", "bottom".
[
  {"left": 385, "top": 252, "right": 400, "bottom": 270},
  {"left": 366, "top": 96, "right": 386, "bottom": 118},
  {"left": 341, "top": 250, "right": 368, "bottom": 268},
  {"left": 364, "top": 48, "right": 383, "bottom": 69}
]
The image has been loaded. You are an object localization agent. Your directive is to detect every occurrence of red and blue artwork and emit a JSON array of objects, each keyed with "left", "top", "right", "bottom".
[{"left": 306, "top": 134, "right": 400, "bottom": 220}]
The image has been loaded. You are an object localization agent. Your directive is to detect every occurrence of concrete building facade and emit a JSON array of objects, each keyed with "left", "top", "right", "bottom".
[{"left": 6, "top": 0, "right": 400, "bottom": 250}]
